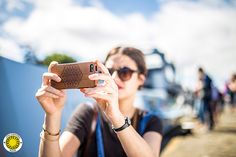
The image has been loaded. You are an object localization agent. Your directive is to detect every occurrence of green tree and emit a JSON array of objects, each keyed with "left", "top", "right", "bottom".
[{"left": 43, "top": 53, "right": 77, "bottom": 66}]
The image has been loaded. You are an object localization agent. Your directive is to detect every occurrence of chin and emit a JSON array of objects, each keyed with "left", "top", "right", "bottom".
[
  {"left": 118, "top": 90, "right": 127, "bottom": 99},
  {"left": 118, "top": 90, "right": 133, "bottom": 100}
]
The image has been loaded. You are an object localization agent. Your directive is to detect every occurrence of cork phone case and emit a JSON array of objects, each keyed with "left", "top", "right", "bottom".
[{"left": 50, "top": 61, "right": 97, "bottom": 89}]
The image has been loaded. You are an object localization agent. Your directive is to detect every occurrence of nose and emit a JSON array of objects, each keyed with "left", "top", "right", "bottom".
[
  {"left": 111, "top": 71, "right": 118, "bottom": 80},
  {"left": 112, "top": 71, "right": 122, "bottom": 83}
]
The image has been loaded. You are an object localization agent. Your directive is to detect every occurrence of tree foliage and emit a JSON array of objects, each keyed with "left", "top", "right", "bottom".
[{"left": 43, "top": 53, "right": 77, "bottom": 66}]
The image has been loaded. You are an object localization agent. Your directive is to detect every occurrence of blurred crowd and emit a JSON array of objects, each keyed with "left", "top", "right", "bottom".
[{"left": 194, "top": 67, "right": 236, "bottom": 131}]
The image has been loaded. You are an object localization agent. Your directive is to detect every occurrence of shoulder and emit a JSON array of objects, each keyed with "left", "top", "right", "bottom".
[
  {"left": 138, "top": 110, "right": 163, "bottom": 136},
  {"left": 205, "top": 75, "right": 212, "bottom": 82}
]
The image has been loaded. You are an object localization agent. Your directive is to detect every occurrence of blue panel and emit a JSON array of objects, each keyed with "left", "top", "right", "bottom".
[{"left": 0, "top": 56, "right": 91, "bottom": 157}]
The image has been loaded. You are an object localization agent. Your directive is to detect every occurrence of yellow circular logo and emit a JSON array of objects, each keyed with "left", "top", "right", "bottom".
[{"left": 3, "top": 133, "right": 23, "bottom": 152}]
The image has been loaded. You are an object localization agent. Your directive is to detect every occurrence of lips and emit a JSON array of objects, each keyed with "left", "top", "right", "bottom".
[
  {"left": 117, "top": 84, "right": 124, "bottom": 90},
  {"left": 114, "top": 79, "right": 124, "bottom": 90}
]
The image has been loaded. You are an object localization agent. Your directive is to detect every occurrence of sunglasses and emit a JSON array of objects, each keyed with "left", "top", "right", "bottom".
[{"left": 107, "top": 67, "right": 139, "bottom": 81}]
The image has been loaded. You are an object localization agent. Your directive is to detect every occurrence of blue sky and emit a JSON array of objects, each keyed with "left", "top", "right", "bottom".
[
  {"left": 1, "top": 0, "right": 235, "bottom": 22},
  {"left": 0, "top": 0, "right": 159, "bottom": 22},
  {"left": 82, "top": 0, "right": 161, "bottom": 16},
  {"left": 0, "top": 0, "right": 236, "bottom": 90},
  {"left": 1, "top": 0, "right": 236, "bottom": 27}
]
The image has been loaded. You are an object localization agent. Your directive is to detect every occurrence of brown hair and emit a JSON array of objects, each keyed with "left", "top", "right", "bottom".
[
  {"left": 231, "top": 73, "right": 236, "bottom": 82},
  {"left": 104, "top": 46, "right": 147, "bottom": 89},
  {"left": 198, "top": 67, "right": 204, "bottom": 73}
]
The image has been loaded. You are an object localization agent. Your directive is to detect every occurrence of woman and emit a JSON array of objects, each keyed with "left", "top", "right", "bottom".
[{"left": 36, "top": 46, "right": 162, "bottom": 157}]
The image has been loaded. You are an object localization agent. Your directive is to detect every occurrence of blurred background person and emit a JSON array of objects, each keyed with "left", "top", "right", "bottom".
[
  {"left": 195, "top": 67, "right": 215, "bottom": 130},
  {"left": 225, "top": 73, "right": 236, "bottom": 112}
]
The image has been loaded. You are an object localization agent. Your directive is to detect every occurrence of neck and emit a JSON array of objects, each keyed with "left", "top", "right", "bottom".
[{"left": 119, "top": 95, "right": 136, "bottom": 118}]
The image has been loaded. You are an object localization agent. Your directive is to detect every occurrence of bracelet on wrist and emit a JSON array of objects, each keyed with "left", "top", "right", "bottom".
[
  {"left": 42, "top": 125, "right": 60, "bottom": 136},
  {"left": 40, "top": 131, "right": 59, "bottom": 142}
]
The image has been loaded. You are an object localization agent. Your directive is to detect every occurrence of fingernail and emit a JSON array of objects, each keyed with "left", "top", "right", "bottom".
[
  {"left": 51, "top": 61, "right": 58, "bottom": 64},
  {"left": 57, "top": 77, "right": 61, "bottom": 82},
  {"left": 82, "top": 89, "right": 87, "bottom": 93},
  {"left": 89, "top": 74, "right": 98, "bottom": 78}
]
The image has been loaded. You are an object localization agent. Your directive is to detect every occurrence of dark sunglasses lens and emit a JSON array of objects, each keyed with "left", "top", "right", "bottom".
[{"left": 118, "top": 68, "right": 133, "bottom": 81}]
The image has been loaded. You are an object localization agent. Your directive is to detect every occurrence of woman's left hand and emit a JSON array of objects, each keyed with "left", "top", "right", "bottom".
[{"left": 80, "top": 60, "right": 122, "bottom": 121}]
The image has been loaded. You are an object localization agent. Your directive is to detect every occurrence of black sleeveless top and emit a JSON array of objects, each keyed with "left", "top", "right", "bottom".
[{"left": 64, "top": 103, "right": 163, "bottom": 157}]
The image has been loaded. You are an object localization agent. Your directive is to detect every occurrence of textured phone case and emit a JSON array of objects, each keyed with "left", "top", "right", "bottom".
[{"left": 50, "top": 62, "right": 97, "bottom": 89}]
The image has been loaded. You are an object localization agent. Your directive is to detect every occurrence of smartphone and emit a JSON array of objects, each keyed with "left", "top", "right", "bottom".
[{"left": 49, "top": 61, "right": 98, "bottom": 89}]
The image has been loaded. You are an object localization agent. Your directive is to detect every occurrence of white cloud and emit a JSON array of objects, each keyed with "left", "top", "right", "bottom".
[
  {"left": 1, "top": 0, "right": 236, "bottom": 89},
  {"left": 0, "top": 37, "right": 23, "bottom": 61},
  {"left": 151, "top": 1, "right": 236, "bottom": 89}
]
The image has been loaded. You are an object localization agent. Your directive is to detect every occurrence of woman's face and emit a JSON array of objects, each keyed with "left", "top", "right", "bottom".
[{"left": 105, "top": 54, "right": 145, "bottom": 100}]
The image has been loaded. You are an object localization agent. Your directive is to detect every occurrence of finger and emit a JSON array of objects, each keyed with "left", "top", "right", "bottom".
[
  {"left": 48, "top": 61, "right": 58, "bottom": 72},
  {"left": 85, "top": 92, "right": 111, "bottom": 102},
  {"left": 42, "top": 72, "right": 61, "bottom": 86},
  {"left": 80, "top": 88, "right": 85, "bottom": 91},
  {"left": 61, "top": 89, "right": 66, "bottom": 94},
  {"left": 80, "top": 88, "right": 86, "bottom": 93},
  {"left": 81, "top": 87, "right": 95, "bottom": 94},
  {"left": 45, "top": 86, "right": 64, "bottom": 97},
  {"left": 84, "top": 86, "right": 113, "bottom": 95},
  {"left": 88, "top": 73, "right": 112, "bottom": 85},
  {"left": 95, "top": 60, "right": 110, "bottom": 74},
  {"left": 87, "top": 74, "right": 118, "bottom": 91},
  {"left": 36, "top": 90, "right": 59, "bottom": 99},
  {"left": 38, "top": 86, "right": 63, "bottom": 97},
  {"left": 83, "top": 86, "right": 113, "bottom": 93},
  {"left": 43, "top": 91, "right": 60, "bottom": 99}
]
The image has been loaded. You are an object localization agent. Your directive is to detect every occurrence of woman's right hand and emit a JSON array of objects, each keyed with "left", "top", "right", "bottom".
[{"left": 35, "top": 61, "right": 67, "bottom": 115}]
